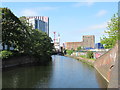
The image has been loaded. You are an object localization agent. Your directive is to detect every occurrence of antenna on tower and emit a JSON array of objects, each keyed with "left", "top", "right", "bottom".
[
  {"left": 58, "top": 33, "right": 60, "bottom": 37},
  {"left": 53, "top": 32, "right": 56, "bottom": 44}
]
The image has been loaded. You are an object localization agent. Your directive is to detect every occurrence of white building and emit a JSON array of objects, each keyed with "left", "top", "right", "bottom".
[
  {"left": 25, "top": 16, "right": 49, "bottom": 35},
  {"left": 54, "top": 34, "right": 61, "bottom": 51}
]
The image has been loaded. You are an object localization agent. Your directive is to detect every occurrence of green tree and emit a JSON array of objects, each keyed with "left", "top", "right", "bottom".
[
  {"left": 77, "top": 46, "right": 81, "bottom": 51},
  {"left": 66, "top": 50, "right": 74, "bottom": 55},
  {"left": 1, "top": 8, "right": 29, "bottom": 52},
  {"left": 19, "top": 16, "right": 53, "bottom": 57},
  {"left": 87, "top": 51, "right": 93, "bottom": 59},
  {"left": 30, "top": 29, "right": 53, "bottom": 57},
  {"left": 100, "top": 13, "right": 118, "bottom": 49},
  {"left": 1, "top": 8, "right": 53, "bottom": 61}
]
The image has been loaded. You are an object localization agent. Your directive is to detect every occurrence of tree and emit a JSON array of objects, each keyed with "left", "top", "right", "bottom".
[
  {"left": 66, "top": 50, "right": 74, "bottom": 55},
  {"left": 1, "top": 8, "right": 29, "bottom": 52},
  {"left": 77, "top": 46, "right": 81, "bottom": 51},
  {"left": 2, "top": 8, "right": 21, "bottom": 50},
  {"left": 87, "top": 51, "right": 93, "bottom": 59},
  {"left": 100, "top": 13, "right": 118, "bottom": 49},
  {"left": 19, "top": 16, "right": 53, "bottom": 57},
  {"left": 1, "top": 8, "right": 53, "bottom": 61},
  {"left": 30, "top": 29, "right": 53, "bottom": 57}
]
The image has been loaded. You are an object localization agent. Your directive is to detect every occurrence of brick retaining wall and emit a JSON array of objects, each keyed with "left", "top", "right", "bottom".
[{"left": 94, "top": 43, "right": 118, "bottom": 88}]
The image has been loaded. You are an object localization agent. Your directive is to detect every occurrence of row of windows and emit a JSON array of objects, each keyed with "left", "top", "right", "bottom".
[{"left": 35, "top": 20, "right": 47, "bottom": 32}]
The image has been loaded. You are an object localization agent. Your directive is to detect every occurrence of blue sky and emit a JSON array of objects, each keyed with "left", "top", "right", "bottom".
[{"left": 1, "top": 2, "right": 118, "bottom": 45}]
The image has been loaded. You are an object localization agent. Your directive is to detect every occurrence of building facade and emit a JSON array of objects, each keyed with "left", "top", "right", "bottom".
[
  {"left": 82, "top": 35, "right": 95, "bottom": 48},
  {"left": 65, "top": 35, "right": 95, "bottom": 50},
  {"left": 54, "top": 34, "right": 61, "bottom": 51},
  {"left": 65, "top": 42, "right": 83, "bottom": 50},
  {"left": 95, "top": 43, "right": 104, "bottom": 49},
  {"left": 25, "top": 16, "right": 49, "bottom": 35}
]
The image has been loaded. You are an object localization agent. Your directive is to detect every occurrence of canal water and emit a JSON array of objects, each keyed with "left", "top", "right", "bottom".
[{"left": 2, "top": 55, "right": 108, "bottom": 88}]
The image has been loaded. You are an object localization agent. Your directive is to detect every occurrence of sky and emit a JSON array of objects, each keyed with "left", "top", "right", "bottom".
[{"left": 1, "top": 2, "right": 118, "bottom": 45}]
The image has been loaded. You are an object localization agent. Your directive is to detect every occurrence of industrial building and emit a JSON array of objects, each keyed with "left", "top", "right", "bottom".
[
  {"left": 65, "top": 35, "right": 95, "bottom": 50},
  {"left": 82, "top": 35, "right": 95, "bottom": 48},
  {"left": 65, "top": 42, "right": 83, "bottom": 50}
]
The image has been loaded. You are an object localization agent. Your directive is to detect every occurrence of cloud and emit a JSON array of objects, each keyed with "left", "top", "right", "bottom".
[
  {"left": 73, "top": 0, "right": 95, "bottom": 7},
  {"left": 73, "top": 2, "right": 94, "bottom": 7},
  {"left": 79, "top": 22, "right": 108, "bottom": 33},
  {"left": 89, "top": 22, "right": 107, "bottom": 30},
  {"left": 21, "top": 7, "right": 58, "bottom": 16},
  {"left": 96, "top": 10, "right": 107, "bottom": 17},
  {"left": 21, "top": 9, "right": 39, "bottom": 16}
]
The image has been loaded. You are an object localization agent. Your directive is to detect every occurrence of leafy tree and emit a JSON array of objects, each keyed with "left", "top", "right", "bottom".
[
  {"left": 87, "top": 51, "right": 93, "bottom": 59},
  {"left": 30, "top": 29, "right": 53, "bottom": 57},
  {"left": 77, "top": 46, "right": 81, "bottom": 51},
  {"left": 1, "top": 8, "right": 29, "bottom": 52},
  {"left": 1, "top": 8, "right": 53, "bottom": 61},
  {"left": 100, "top": 13, "right": 118, "bottom": 49},
  {"left": 66, "top": 50, "right": 74, "bottom": 55},
  {"left": 19, "top": 17, "right": 53, "bottom": 57}
]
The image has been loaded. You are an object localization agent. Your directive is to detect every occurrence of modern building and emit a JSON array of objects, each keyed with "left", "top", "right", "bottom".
[
  {"left": 95, "top": 43, "right": 104, "bottom": 49},
  {"left": 25, "top": 16, "right": 49, "bottom": 35},
  {"left": 65, "top": 35, "right": 95, "bottom": 50}
]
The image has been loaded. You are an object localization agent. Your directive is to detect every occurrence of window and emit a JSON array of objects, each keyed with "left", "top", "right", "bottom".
[{"left": 35, "top": 20, "right": 38, "bottom": 29}]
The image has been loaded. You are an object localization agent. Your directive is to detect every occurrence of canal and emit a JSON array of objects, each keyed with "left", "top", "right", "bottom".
[{"left": 2, "top": 55, "right": 108, "bottom": 88}]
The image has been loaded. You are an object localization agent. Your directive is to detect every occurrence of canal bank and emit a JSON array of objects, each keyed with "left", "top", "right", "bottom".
[
  {"left": 2, "top": 55, "right": 52, "bottom": 68},
  {"left": 94, "top": 43, "right": 118, "bottom": 88},
  {"left": 65, "top": 55, "right": 95, "bottom": 67},
  {"left": 65, "top": 42, "right": 118, "bottom": 88}
]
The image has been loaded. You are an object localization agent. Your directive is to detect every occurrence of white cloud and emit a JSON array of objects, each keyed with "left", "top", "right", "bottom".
[
  {"left": 21, "top": 7, "right": 58, "bottom": 16},
  {"left": 73, "top": 0, "right": 96, "bottom": 7},
  {"left": 21, "top": 9, "right": 39, "bottom": 16},
  {"left": 89, "top": 22, "right": 107, "bottom": 30},
  {"left": 96, "top": 10, "right": 107, "bottom": 17},
  {"left": 39, "top": 7, "right": 57, "bottom": 11},
  {"left": 73, "top": 2, "right": 94, "bottom": 7},
  {"left": 79, "top": 22, "right": 108, "bottom": 33}
]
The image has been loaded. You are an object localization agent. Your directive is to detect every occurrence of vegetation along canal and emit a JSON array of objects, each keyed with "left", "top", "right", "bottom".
[{"left": 3, "top": 55, "right": 108, "bottom": 88}]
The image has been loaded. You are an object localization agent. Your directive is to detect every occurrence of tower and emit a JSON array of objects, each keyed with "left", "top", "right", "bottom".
[
  {"left": 53, "top": 32, "right": 61, "bottom": 51},
  {"left": 58, "top": 33, "right": 60, "bottom": 50}
]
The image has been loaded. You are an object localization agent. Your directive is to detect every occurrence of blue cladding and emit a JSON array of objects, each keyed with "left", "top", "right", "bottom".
[{"left": 95, "top": 43, "right": 104, "bottom": 49}]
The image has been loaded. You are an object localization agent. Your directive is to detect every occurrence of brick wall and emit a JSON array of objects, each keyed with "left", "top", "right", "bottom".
[{"left": 94, "top": 43, "right": 118, "bottom": 88}]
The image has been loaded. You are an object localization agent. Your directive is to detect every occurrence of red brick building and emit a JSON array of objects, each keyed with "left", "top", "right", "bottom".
[
  {"left": 65, "top": 42, "right": 83, "bottom": 50},
  {"left": 65, "top": 35, "right": 95, "bottom": 50}
]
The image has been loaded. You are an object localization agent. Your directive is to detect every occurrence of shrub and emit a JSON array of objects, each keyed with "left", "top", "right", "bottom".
[
  {"left": 77, "top": 46, "right": 81, "bottom": 51},
  {"left": 66, "top": 50, "right": 74, "bottom": 55},
  {"left": 86, "top": 51, "right": 93, "bottom": 59},
  {"left": 80, "top": 55, "right": 86, "bottom": 58},
  {"left": 0, "top": 50, "right": 13, "bottom": 59}
]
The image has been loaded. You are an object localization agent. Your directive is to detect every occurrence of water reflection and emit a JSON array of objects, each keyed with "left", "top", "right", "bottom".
[
  {"left": 2, "top": 55, "right": 107, "bottom": 88},
  {"left": 3, "top": 64, "right": 52, "bottom": 88}
]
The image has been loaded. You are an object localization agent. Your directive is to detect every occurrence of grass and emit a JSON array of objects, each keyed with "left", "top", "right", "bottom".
[
  {"left": 66, "top": 55, "right": 94, "bottom": 67},
  {"left": 79, "top": 55, "right": 95, "bottom": 61}
]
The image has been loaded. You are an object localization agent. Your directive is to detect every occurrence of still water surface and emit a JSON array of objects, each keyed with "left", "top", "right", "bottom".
[{"left": 3, "top": 55, "right": 108, "bottom": 88}]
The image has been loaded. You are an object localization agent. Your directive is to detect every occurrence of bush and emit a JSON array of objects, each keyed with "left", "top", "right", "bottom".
[
  {"left": 66, "top": 50, "right": 74, "bottom": 55},
  {"left": 80, "top": 55, "right": 86, "bottom": 58},
  {"left": 0, "top": 50, "right": 13, "bottom": 59},
  {"left": 86, "top": 51, "right": 93, "bottom": 59},
  {"left": 77, "top": 46, "right": 81, "bottom": 51}
]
